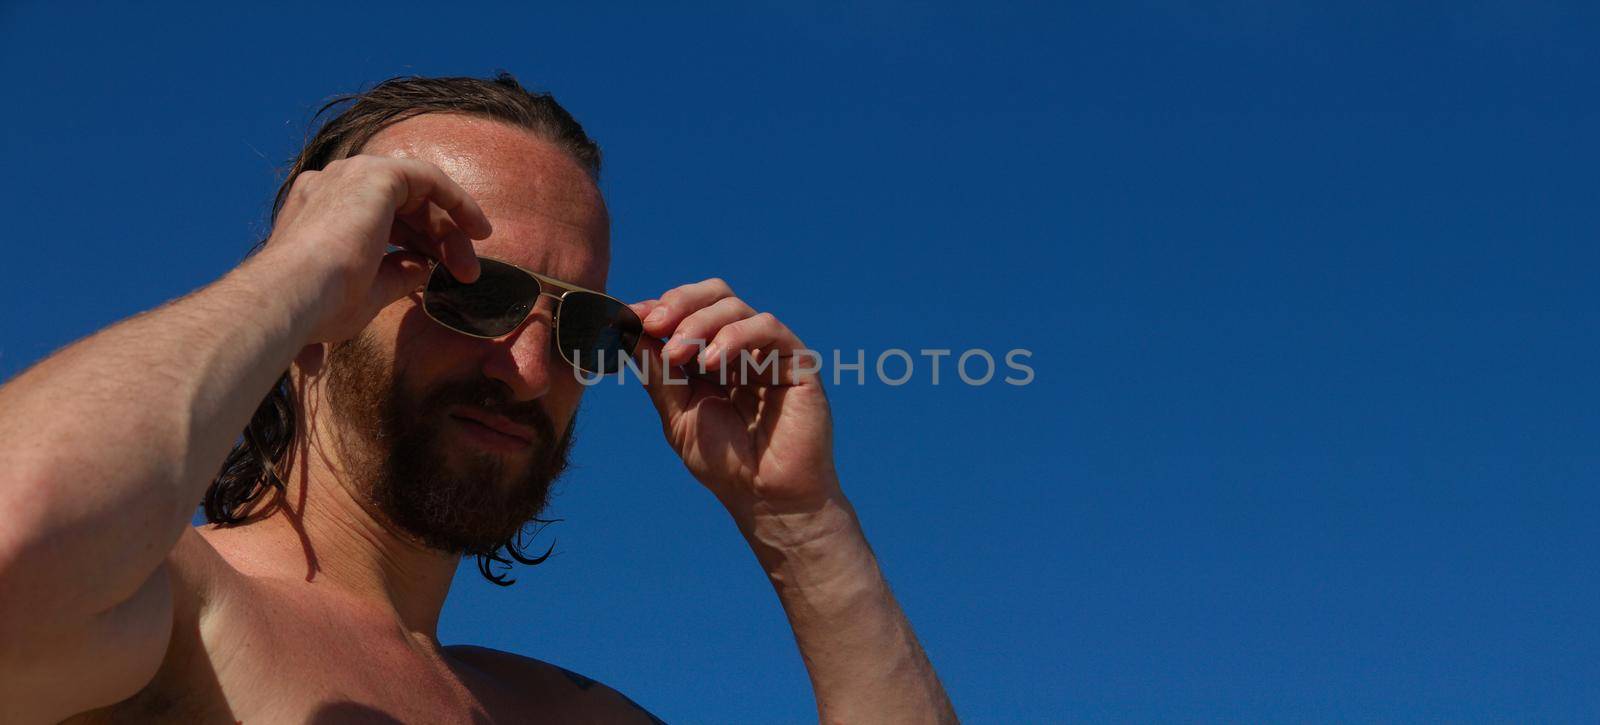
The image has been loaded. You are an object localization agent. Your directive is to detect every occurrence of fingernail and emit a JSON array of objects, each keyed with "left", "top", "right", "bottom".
[
  {"left": 645, "top": 308, "right": 666, "bottom": 324},
  {"left": 700, "top": 344, "right": 721, "bottom": 366}
]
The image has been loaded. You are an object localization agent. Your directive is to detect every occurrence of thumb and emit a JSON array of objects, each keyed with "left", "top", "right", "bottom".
[
  {"left": 634, "top": 335, "right": 690, "bottom": 427},
  {"left": 370, "top": 250, "right": 432, "bottom": 309}
]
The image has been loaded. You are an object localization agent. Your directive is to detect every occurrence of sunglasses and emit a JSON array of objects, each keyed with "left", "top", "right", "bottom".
[{"left": 419, "top": 257, "right": 644, "bottom": 375}]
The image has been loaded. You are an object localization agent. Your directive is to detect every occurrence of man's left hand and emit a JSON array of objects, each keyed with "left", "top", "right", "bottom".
[{"left": 629, "top": 278, "right": 837, "bottom": 522}]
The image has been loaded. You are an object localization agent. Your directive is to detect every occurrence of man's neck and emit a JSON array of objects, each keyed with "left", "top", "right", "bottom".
[{"left": 227, "top": 434, "right": 459, "bottom": 641}]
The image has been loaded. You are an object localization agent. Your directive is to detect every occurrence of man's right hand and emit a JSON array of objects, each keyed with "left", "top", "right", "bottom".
[
  {"left": 256, "top": 154, "right": 493, "bottom": 344},
  {"left": 0, "top": 152, "right": 490, "bottom": 723}
]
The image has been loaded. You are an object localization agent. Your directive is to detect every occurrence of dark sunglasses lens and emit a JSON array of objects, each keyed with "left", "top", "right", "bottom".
[
  {"left": 558, "top": 291, "right": 643, "bottom": 374},
  {"left": 423, "top": 259, "right": 540, "bottom": 337}
]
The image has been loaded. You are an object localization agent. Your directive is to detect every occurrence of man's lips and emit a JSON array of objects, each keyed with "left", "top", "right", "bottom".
[{"left": 448, "top": 406, "right": 537, "bottom": 448}]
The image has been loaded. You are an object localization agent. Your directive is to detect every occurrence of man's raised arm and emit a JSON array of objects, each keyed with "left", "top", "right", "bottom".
[
  {"left": 0, "top": 155, "right": 490, "bottom": 722},
  {"left": 632, "top": 282, "right": 957, "bottom": 723}
]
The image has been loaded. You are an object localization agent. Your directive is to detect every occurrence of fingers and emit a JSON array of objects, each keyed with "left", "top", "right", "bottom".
[
  {"left": 326, "top": 154, "right": 488, "bottom": 283},
  {"left": 636, "top": 279, "right": 816, "bottom": 386},
  {"left": 627, "top": 299, "right": 661, "bottom": 322},
  {"left": 394, "top": 200, "right": 478, "bottom": 283},
  {"left": 701, "top": 312, "right": 805, "bottom": 370},
  {"left": 662, "top": 296, "right": 757, "bottom": 366},
  {"left": 386, "top": 156, "right": 493, "bottom": 240},
  {"left": 639, "top": 277, "right": 735, "bottom": 338},
  {"left": 632, "top": 335, "right": 692, "bottom": 427},
  {"left": 387, "top": 218, "right": 432, "bottom": 256},
  {"left": 277, "top": 156, "right": 491, "bottom": 286},
  {"left": 388, "top": 157, "right": 488, "bottom": 283},
  {"left": 369, "top": 250, "right": 433, "bottom": 310},
  {"left": 703, "top": 320, "right": 817, "bottom": 387}
]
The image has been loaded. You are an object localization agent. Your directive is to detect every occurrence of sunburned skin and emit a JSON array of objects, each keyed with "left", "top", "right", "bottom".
[
  {"left": 2, "top": 83, "right": 953, "bottom": 724},
  {"left": 63, "top": 115, "right": 662, "bottom": 723}
]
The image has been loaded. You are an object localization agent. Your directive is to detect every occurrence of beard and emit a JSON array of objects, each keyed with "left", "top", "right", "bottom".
[{"left": 322, "top": 333, "right": 574, "bottom": 559}]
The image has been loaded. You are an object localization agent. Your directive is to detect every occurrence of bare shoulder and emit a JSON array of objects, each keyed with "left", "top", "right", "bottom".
[{"left": 445, "top": 644, "right": 666, "bottom": 724}]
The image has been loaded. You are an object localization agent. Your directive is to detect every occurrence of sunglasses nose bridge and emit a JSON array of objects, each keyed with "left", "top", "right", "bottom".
[{"left": 534, "top": 290, "right": 565, "bottom": 321}]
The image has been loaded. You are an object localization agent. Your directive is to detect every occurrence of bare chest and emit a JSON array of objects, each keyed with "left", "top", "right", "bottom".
[{"left": 65, "top": 586, "right": 500, "bottom": 723}]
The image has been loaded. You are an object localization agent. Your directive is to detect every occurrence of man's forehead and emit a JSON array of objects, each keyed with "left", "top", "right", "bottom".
[{"left": 360, "top": 113, "right": 611, "bottom": 289}]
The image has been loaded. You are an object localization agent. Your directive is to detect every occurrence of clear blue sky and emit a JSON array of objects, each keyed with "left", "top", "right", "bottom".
[{"left": 4, "top": 2, "right": 1598, "bottom": 721}]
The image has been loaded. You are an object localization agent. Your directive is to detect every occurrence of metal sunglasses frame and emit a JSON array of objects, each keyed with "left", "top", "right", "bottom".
[{"left": 417, "top": 256, "right": 642, "bottom": 374}]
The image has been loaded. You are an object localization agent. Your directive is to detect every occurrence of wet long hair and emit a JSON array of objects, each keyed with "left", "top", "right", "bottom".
[{"left": 204, "top": 72, "right": 601, "bottom": 585}]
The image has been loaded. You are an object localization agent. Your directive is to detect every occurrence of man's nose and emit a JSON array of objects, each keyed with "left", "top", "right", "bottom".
[{"left": 480, "top": 311, "right": 558, "bottom": 402}]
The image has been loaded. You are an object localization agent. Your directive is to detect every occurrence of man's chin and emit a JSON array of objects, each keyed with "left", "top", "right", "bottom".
[
  {"left": 364, "top": 450, "right": 545, "bottom": 557},
  {"left": 376, "top": 494, "right": 542, "bottom": 558},
  {"left": 433, "top": 444, "right": 542, "bottom": 498}
]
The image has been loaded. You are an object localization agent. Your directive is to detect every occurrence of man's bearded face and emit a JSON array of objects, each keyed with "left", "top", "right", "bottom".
[{"left": 322, "top": 333, "right": 574, "bottom": 557}]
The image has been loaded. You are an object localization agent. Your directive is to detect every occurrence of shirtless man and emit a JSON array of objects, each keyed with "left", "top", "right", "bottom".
[{"left": 0, "top": 73, "right": 955, "bottom": 723}]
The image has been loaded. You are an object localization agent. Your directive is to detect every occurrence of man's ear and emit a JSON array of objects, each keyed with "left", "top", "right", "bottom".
[{"left": 293, "top": 342, "right": 327, "bottom": 377}]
